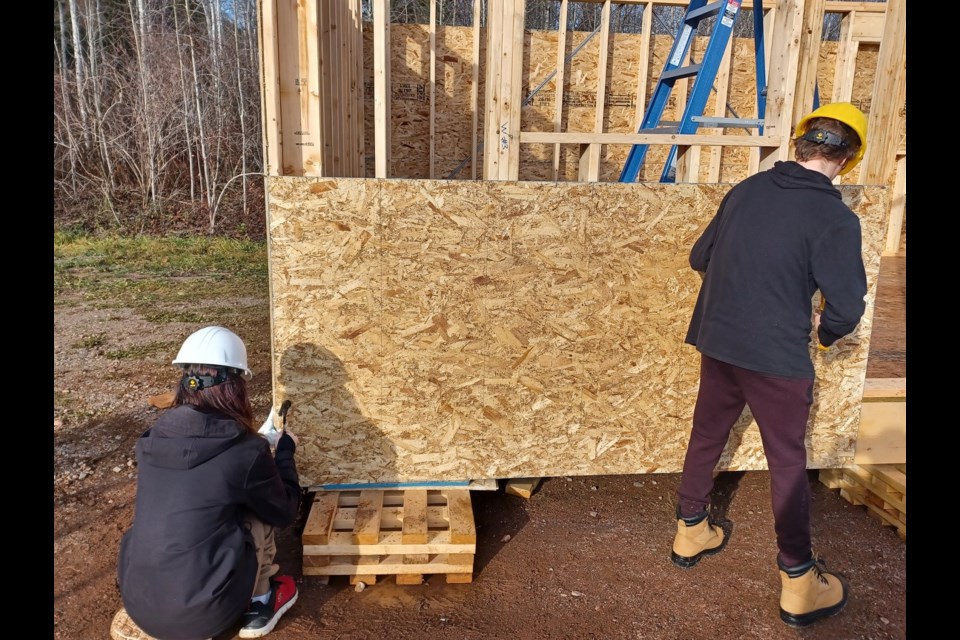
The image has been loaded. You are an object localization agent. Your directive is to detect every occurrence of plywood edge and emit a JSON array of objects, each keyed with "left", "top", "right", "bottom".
[{"left": 862, "top": 377, "right": 906, "bottom": 400}]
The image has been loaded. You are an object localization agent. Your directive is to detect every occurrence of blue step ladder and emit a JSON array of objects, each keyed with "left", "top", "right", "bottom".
[{"left": 619, "top": 0, "right": 767, "bottom": 183}]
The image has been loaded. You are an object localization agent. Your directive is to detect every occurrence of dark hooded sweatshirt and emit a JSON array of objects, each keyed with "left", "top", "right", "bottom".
[
  {"left": 685, "top": 160, "right": 867, "bottom": 379},
  {"left": 117, "top": 405, "right": 300, "bottom": 640}
]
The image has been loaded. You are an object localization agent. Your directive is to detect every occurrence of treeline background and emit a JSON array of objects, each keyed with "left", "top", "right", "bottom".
[{"left": 54, "top": 0, "right": 855, "bottom": 239}]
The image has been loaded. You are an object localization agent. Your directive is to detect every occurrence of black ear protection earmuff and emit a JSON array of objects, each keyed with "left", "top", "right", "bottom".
[
  {"left": 800, "top": 129, "right": 848, "bottom": 148},
  {"left": 181, "top": 366, "right": 231, "bottom": 391}
]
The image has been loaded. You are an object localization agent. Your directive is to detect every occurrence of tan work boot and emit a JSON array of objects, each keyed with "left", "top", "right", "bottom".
[
  {"left": 671, "top": 509, "right": 728, "bottom": 568},
  {"left": 778, "top": 554, "right": 849, "bottom": 627}
]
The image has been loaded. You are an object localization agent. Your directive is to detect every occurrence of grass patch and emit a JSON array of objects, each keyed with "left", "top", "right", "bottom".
[
  {"left": 105, "top": 341, "right": 178, "bottom": 360},
  {"left": 54, "top": 230, "right": 266, "bottom": 276},
  {"left": 54, "top": 391, "right": 100, "bottom": 424},
  {"left": 54, "top": 232, "right": 268, "bottom": 309},
  {"left": 142, "top": 304, "right": 266, "bottom": 324},
  {"left": 73, "top": 333, "right": 107, "bottom": 349},
  {"left": 142, "top": 310, "right": 215, "bottom": 324}
]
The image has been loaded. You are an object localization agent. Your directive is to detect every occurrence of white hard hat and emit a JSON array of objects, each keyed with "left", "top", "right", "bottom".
[{"left": 172, "top": 326, "right": 253, "bottom": 379}]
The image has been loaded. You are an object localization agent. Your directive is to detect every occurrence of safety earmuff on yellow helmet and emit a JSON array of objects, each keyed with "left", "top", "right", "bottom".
[{"left": 794, "top": 102, "right": 868, "bottom": 176}]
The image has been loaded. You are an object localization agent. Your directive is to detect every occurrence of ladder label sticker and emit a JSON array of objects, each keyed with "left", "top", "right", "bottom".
[
  {"left": 721, "top": 0, "right": 741, "bottom": 27},
  {"left": 669, "top": 26, "right": 693, "bottom": 66}
]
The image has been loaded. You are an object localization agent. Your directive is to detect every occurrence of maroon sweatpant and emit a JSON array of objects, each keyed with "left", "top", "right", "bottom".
[{"left": 677, "top": 354, "right": 815, "bottom": 567}]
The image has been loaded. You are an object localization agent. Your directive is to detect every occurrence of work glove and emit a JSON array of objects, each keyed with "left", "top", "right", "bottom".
[
  {"left": 258, "top": 407, "right": 283, "bottom": 448},
  {"left": 259, "top": 400, "right": 294, "bottom": 448}
]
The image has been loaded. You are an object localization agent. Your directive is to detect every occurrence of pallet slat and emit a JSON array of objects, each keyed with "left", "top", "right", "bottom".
[
  {"left": 303, "top": 554, "right": 475, "bottom": 576},
  {"left": 446, "top": 489, "right": 477, "bottom": 545},
  {"left": 303, "top": 489, "right": 477, "bottom": 584},
  {"left": 400, "top": 489, "right": 429, "bottom": 584},
  {"left": 304, "top": 530, "right": 475, "bottom": 555},
  {"left": 302, "top": 491, "right": 339, "bottom": 545},
  {"left": 402, "top": 489, "right": 429, "bottom": 543},
  {"left": 354, "top": 490, "right": 385, "bottom": 544},
  {"left": 329, "top": 505, "right": 463, "bottom": 530}
]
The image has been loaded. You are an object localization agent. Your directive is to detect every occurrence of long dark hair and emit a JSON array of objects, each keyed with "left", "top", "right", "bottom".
[{"left": 173, "top": 364, "right": 256, "bottom": 433}]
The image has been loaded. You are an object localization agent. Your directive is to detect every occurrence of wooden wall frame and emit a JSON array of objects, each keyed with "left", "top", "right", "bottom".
[
  {"left": 258, "top": 0, "right": 365, "bottom": 177},
  {"left": 255, "top": 1, "right": 906, "bottom": 484},
  {"left": 257, "top": 1, "right": 901, "bottom": 196}
]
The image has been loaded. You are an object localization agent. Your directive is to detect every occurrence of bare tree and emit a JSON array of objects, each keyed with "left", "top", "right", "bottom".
[
  {"left": 54, "top": 0, "right": 265, "bottom": 234},
  {"left": 55, "top": 0, "right": 80, "bottom": 194},
  {"left": 232, "top": 5, "right": 249, "bottom": 218},
  {"left": 54, "top": 0, "right": 866, "bottom": 236},
  {"left": 172, "top": 1, "right": 196, "bottom": 203},
  {"left": 68, "top": 0, "right": 91, "bottom": 139}
]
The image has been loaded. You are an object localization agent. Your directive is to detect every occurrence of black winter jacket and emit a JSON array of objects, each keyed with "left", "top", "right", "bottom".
[
  {"left": 685, "top": 160, "right": 867, "bottom": 379},
  {"left": 117, "top": 405, "right": 300, "bottom": 640}
]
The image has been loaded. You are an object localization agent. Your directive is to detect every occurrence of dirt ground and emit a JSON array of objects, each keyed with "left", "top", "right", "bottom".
[{"left": 53, "top": 257, "right": 906, "bottom": 640}]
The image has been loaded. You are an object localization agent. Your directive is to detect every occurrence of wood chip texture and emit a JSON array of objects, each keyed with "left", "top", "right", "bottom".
[{"left": 266, "top": 177, "right": 887, "bottom": 487}]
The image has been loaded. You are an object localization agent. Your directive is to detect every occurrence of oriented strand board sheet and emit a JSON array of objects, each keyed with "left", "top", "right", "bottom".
[
  {"left": 267, "top": 177, "right": 887, "bottom": 487},
  {"left": 362, "top": 24, "right": 486, "bottom": 180}
]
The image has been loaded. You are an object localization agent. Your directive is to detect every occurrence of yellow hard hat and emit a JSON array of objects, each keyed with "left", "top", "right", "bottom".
[{"left": 794, "top": 102, "right": 868, "bottom": 175}]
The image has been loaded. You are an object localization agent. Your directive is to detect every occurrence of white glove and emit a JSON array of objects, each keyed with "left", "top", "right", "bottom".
[{"left": 258, "top": 407, "right": 282, "bottom": 448}]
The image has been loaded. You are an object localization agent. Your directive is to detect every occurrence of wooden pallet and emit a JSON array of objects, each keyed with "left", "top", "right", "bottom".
[
  {"left": 302, "top": 489, "right": 476, "bottom": 585},
  {"left": 820, "top": 463, "right": 906, "bottom": 540}
]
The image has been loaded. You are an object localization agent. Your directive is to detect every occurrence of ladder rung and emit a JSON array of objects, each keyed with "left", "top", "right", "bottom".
[
  {"left": 690, "top": 117, "right": 764, "bottom": 128},
  {"left": 686, "top": 2, "right": 724, "bottom": 24},
  {"left": 661, "top": 64, "right": 702, "bottom": 82}
]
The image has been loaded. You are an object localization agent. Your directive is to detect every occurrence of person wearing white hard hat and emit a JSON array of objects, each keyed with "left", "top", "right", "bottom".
[
  {"left": 116, "top": 326, "right": 301, "bottom": 639},
  {"left": 670, "top": 103, "right": 869, "bottom": 628}
]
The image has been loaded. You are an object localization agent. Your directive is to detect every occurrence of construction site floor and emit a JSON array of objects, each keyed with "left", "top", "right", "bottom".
[{"left": 54, "top": 252, "right": 907, "bottom": 640}]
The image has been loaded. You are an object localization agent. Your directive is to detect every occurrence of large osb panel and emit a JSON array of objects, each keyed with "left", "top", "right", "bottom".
[{"left": 267, "top": 178, "right": 887, "bottom": 487}]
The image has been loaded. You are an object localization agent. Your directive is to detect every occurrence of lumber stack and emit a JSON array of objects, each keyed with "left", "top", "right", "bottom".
[
  {"left": 302, "top": 489, "right": 476, "bottom": 585},
  {"left": 820, "top": 463, "right": 906, "bottom": 540},
  {"left": 854, "top": 377, "right": 906, "bottom": 464}
]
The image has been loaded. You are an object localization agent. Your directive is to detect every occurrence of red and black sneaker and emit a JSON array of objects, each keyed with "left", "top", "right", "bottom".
[{"left": 238, "top": 575, "right": 299, "bottom": 638}]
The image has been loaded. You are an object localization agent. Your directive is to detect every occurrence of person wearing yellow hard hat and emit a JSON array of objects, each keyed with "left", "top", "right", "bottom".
[
  {"left": 670, "top": 103, "right": 868, "bottom": 627},
  {"left": 794, "top": 101, "right": 869, "bottom": 177}
]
